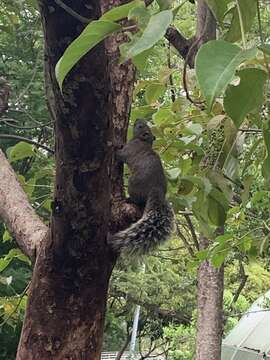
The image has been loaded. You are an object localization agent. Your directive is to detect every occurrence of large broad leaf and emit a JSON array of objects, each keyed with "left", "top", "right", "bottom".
[
  {"left": 205, "top": 0, "right": 231, "bottom": 24},
  {"left": 145, "top": 82, "right": 166, "bottom": 104},
  {"left": 125, "top": 10, "right": 173, "bottom": 60},
  {"left": 156, "top": 0, "right": 173, "bottom": 10},
  {"left": 207, "top": 188, "right": 229, "bottom": 227},
  {"left": 7, "top": 142, "right": 34, "bottom": 163},
  {"left": 101, "top": 0, "right": 144, "bottom": 21},
  {"left": 225, "top": 0, "right": 257, "bottom": 43},
  {"left": 224, "top": 68, "right": 267, "bottom": 128},
  {"left": 128, "top": 6, "right": 150, "bottom": 28},
  {"left": 195, "top": 40, "right": 256, "bottom": 111},
  {"left": 56, "top": 0, "right": 144, "bottom": 89},
  {"left": 55, "top": 20, "right": 120, "bottom": 90},
  {"left": 262, "top": 125, "right": 270, "bottom": 183}
]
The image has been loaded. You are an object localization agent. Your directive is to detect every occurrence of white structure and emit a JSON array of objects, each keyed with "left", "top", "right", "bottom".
[
  {"left": 101, "top": 353, "right": 130, "bottom": 360},
  {"left": 222, "top": 290, "right": 270, "bottom": 359},
  {"left": 101, "top": 352, "right": 165, "bottom": 360}
]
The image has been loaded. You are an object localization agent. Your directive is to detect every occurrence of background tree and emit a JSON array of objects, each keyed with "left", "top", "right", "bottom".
[{"left": 1, "top": 0, "right": 270, "bottom": 359}]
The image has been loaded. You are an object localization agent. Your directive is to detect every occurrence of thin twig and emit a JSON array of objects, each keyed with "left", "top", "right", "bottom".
[
  {"left": 179, "top": 210, "right": 193, "bottom": 216},
  {"left": 167, "top": 42, "right": 176, "bottom": 103},
  {"left": 54, "top": 0, "right": 90, "bottom": 23},
  {"left": 151, "top": 254, "right": 180, "bottom": 261},
  {"left": 1, "top": 118, "right": 52, "bottom": 130},
  {"left": 0, "top": 282, "right": 30, "bottom": 327},
  {"left": 15, "top": 52, "right": 41, "bottom": 105},
  {"left": 239, "top": 128, "right": 263, "bottom": 133},
  {"left": 231, "top": 261, "right": 248, "bottom": 305},
  {"left": 184, "top": 214, "right": 199, "bottom": 250},
  {"left": 115, "top": 329, "right": 131, "bottom": 360},
  {"left": 0, "top": 134, "right": 54, "bottom": 154},
  {"left": 176, "top": 222, "right": 195, "bottom": 257}
]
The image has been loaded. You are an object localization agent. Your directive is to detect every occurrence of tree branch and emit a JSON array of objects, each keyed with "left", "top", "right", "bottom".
[
  {"left": 0, "top": 134, "right": 54, "bottom": 154},
  {"left": 165, "top": 0, "right": 216, "bottom": 68},
  {"left": 0, "top": 149, "right": 48, "bottom": 261},
  {"left": 110, "top": 290, "right": 191, "bottom": 325},
  {"left": 165, "top": 27, "right": 193, "bottom": 66}
]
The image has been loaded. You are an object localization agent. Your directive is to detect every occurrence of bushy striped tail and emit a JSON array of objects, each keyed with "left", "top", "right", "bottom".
[{"left": 109, "top": 200, "right": 175, "bottom": 255}]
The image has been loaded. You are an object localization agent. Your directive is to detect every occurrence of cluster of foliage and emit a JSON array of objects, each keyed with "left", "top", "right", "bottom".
[
  {"left": 1, "top": 0, "right": 270, "bottom": 358},
  {"left": 0, "top": 1, "right": 53, "bottom": 358}
]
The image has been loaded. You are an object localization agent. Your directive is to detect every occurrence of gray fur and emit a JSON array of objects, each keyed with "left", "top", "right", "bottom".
[{"left": 109, "top": 119, "right": 175, "bottom": 255}]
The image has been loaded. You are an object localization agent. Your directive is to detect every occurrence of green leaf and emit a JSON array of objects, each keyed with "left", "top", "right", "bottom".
[
  {"left": 133, "top": 48, "right": 152, "bottom": 72},
  {"left": 145, "top": 83, "right": 166, "bottom": 104},
  {"left": 24, "top": 177, "right": 36, "bottom": 197},
  {"left": 0, "top": 259, "right": 11, "bottom": 273},
  {"left": 258, "top": 43, "right": 270, "bottom": 55},
  {"left": 130, "top": 105, "right": 156, "bottom": 121},
  {"left": 207, "top": 188, "right": 229, "bottom": 227},
  {"left": 3, "top": 229, "right": 11, "bottom": 243},
  {"left": 101, "top": 0, "right": 144, "bottom": 21},
  {"left": 195, "top": 40, "right": 257, "bottom": 111},
  {"left": 5, "top": 249, "right": 31, "bottom": 265},
  {"left": 211, "top": 250, "right": 228, "bottom": 267},
  {"left": 128, "top": 6, "right": 150, "bottom": 28},
  {"left": 184, "top": 176, "right": 212, "bottom": 195},
  {"left": 216, "top": 233, "right": 232, "bottom": 245},
  {"left": 224, "top": 68, "right": 267, "bottom": 128},
  {"left": 172, "top": 2, "right": 188, "bottom": 18},
  {"left": 125, "top": 10, "right": 173, "bottom": 60},
  {"left": 196, "top": 249, "right": 209, "bottom": 260},
  {"left": 178, "top": 179, "right": 194, "bottom": 195},
  {"left": 185, "top": 123, "right": 203, "bottom": 136},
  {"left": 167, "top": 168, "right": 181, "bottom": 180},
  {"left": 238, "top": 236, "right": 252, "bottom": 252},
  {"left": 55, "top": 20, "right": 121, "bottom": 90},
  {"left": 156, "top": 0, "right": 173, "bottom": 10},
  {"left": 7, "top": 142, "right": 34, "bottom": 163},
  {"left": 262, "top": 125, "right": 270, "bottom": 183},
  {"left": 205, "top": 0, "right": 230, "bottom": 24},
  {"left": 225, "top": 0, "right": 257, "bottom": 43},
  {"left": 208, "top": 196, "right": 226, "bottom": 227},
  {"left": 152, "top": 108, "right": 174, "bottom": 124}
]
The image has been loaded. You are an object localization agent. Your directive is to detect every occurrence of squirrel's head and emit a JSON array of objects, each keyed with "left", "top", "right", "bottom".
[{"left": 133, "top": 119, "right": 156, "bottom": 145}]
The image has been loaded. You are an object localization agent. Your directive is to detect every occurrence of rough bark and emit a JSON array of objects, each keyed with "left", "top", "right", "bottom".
[
  {"left": 165, "top": 27, "right": 193, "bottom": 65},
  {"left": 196, "top": 235, "right": 224, "bottom": 360},
  {"left": 193, "top": 3, "right": 224, "bottom": 359},
  {"left": 16, "top": 1, "right": 135, "bottom": 359},
  {"left": 0, "top": 82, "right": 47, "bottom": 260},
  {"left": 0, "top": 150, "right": 48, "bottom": 260},
  {"left": 0, "top": 77, "right": 10, "bottom": 115}
]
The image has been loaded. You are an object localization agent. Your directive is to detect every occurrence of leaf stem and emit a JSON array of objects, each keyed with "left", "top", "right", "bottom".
[{"left": 236, "top": 0, "right": 246, "bottom": 49}]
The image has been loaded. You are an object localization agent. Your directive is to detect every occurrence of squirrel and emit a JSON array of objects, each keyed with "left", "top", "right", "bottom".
[{"left": 108, "top": 119, "right": 175, "bottom": 255}]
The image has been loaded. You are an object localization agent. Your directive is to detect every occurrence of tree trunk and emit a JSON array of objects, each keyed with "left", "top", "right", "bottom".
[
  {"left": 16, "top": 1, "right": 135, "bottom": 358},
  {"left": 196, "top": 236, "right": 224, "bottom": 360},
  {"left": 193, "top": 3, "right": 224, "bottom": 358}
]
